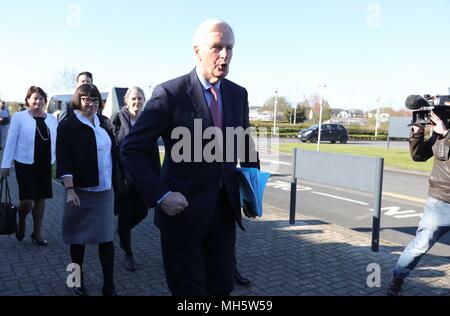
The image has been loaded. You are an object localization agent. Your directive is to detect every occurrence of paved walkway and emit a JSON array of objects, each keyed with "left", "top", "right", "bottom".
[{"left": 1, "top": 171, "right": 450, "bottom": 296}]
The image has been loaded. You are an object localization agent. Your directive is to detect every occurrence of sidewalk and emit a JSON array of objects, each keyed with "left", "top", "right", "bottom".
[{"left": 1, "top": 172, "right": 450, "bottom": 296}]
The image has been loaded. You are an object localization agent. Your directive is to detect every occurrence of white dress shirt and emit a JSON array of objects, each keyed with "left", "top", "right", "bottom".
[{"left": 72, "top": 111, "right": 112, "bottom": 192}]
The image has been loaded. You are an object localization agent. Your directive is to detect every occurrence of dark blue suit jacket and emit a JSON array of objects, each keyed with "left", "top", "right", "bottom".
[{"left": 121, "top": 69, "right": 259, "bottom": 241}]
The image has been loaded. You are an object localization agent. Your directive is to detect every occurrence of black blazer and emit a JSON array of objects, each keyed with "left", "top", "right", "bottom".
[
  {"left": 57, "top": 100, "right": 74, "bottom": 124},
  {"left": 56, "top": 113, "right": 123, "bottom": 193},
  {"left": 111, "top": 107, "right": 132, "bottom": 145},
  {"left": 121, "top": 69, "right": 259, "bottom": 241}
]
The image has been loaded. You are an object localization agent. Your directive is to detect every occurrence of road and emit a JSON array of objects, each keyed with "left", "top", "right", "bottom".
[
  {"left": 260, "top": 147, "right": 450, "bottom": 257},
  {"left": 260, "top": 145, "right": 429, "bottom": 200},
  {"left": 159, "top": 139, "right": 448, "bottom": 256}
]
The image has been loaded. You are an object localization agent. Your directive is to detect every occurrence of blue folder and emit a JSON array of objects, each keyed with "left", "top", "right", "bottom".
[{"left": 236, "top": 168, "right": 271, "bottom": 217}]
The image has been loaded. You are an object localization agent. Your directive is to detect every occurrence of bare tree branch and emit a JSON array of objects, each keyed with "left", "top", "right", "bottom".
[{"left": 51, "top": 67, "right": 78, "bottom": 93}]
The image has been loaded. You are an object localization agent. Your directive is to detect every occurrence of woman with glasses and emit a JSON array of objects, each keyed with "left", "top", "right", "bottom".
[
  {"left": 1, "top": 86, "right": 57, "bottom": 246},
  {"left": 111, "top": 87, "right": 156, "bottom": 272},
  {"left": 56, "top": 84, "right": 123, "bottom": 296}
]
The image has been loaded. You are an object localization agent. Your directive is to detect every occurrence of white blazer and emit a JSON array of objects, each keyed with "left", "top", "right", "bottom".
[{"left": 1, "top": 110, "right": 58, "bottom": 168}]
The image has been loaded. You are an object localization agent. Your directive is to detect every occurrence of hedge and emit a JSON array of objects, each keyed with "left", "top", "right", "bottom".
[
  {"left": 272, "top": 133, "right": 389, "bottom": 141},
  {"left": 251, "top": 128, "right": 388, "bottom": 141},
  {"left": 250, "top": 121, "right": 388, "bottom": 136}
]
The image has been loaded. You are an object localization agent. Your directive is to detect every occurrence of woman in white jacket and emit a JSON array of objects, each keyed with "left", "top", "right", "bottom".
[{"left": 0, "top": 86, "right": 57, "bottom": 245}]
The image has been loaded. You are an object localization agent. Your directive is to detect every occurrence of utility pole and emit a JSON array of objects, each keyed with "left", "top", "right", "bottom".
[
  {"left": 273, "top": 88, "right": 278, "bottom": 135},
  {"left": 375, "top": 97, "right": 381, "bottom": 138},
  {"left": 148, "top": 82, "right": 153, "bottom": 97},
  {"left": 317, "top": 84, "right": 327, "bottom": 151},
  {"left": 294, "top": 87, "right": 299, "bottom": 124}
]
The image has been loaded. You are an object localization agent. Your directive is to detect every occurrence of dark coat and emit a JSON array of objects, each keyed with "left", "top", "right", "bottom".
[
  {"left": 111, "top": 107, "right": 133, "bottom": 145},
  {"left": 120, "top": 69, "right": 259, "bottom": 242},
  {"left": 410, "top": 126, "right": 450, "bottom": 203},
  {"left": 111, "top": 107, "right": 152, "bottom": 218},
  {"left": 56, "top": 113, "right": 125, "bottom": 213}
]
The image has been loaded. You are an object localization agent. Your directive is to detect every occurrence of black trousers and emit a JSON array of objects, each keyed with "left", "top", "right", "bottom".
[
  {"left": 160, "top": 189, "right": 236, "bottom": 296},
  {"left": 117, "top": 185, "right": 148, "bottom": 255}
]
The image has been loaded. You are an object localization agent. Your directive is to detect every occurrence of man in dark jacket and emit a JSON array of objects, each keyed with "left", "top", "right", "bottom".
[
  {"left": 387, "top": 111, "right": 450, "bottom": 296},
  {"left": 121, "top": 19, "right": 259, "bottom": 296},
  {"left": 57, "top": 72, "right": 93, "bottom": 123}
]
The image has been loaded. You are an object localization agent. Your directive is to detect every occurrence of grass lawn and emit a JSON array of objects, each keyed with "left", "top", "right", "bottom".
[{"left": 278, "top": 142, "right": 433, "bottom": 173}]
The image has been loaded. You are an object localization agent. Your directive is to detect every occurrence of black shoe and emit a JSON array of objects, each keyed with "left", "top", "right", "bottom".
[
  {"left": 31, "top": 233, "right": 48, "bottom": 246},
  {"left": 235, "top": 270, "right": 251, "bottom": 287},
  {"left": 102, "top": 286, "right": 119, "bottom": 296},
  {"left": 73, "top": 284, "right": 89, "bottom": 296},
  {"left": 15, "top": 230, "right": 25, "bottom": 242},
  {"left": 387, "top": 273, "right": 404, "bottom": 296},
  {"left": 124, "top": 255, "right": 136, "bottom": 271}
]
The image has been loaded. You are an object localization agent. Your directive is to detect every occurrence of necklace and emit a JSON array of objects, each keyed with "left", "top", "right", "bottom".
[
  {"left": 36, "top": 123, "right": 50, "bottom": 141},
  {"left": 29, "top": 110, "right": 45, "bottom": 118}
]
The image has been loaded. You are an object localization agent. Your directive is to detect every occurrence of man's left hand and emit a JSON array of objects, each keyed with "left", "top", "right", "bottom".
[{"left": 242, "top": 206, "right": 256, "bottom": 219}]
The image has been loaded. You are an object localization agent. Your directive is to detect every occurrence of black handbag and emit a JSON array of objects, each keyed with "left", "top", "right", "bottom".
[{"left": 0, "top": 176, "right": 17, "bottom": 235}]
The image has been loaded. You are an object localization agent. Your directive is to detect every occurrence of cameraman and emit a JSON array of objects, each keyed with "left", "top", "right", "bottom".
[{"left": 387, "top": 111, "right": 450, "bottom": 296}]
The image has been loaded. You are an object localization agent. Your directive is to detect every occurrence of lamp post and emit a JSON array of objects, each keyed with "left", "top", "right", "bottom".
[
  {"left": 317, "top": 84, "right": 326, "bottom": 151},
  {"left": 293, "top": 104, "right": 297, "bottom": 124},
  {"left": 375, "top": 97, "right": 381, "bottom": 138},
  {"left": 273, "top": 88, "right": 278, "bottom": 135},
  {"left": 294, "top": 87, "right": 299, "bottom": 125},
  {"left": 148, "top": 82, "right": 153, "bottom": 97}
]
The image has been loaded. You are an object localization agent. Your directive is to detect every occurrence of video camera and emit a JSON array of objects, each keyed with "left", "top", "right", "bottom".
[{"left": 405, "top": 94, "right": 450, "bottom": 125}]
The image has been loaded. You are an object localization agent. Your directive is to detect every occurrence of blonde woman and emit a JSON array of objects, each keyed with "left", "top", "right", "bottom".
[{"left": 111, "top": 87, "right": 155, "bottom": 271}]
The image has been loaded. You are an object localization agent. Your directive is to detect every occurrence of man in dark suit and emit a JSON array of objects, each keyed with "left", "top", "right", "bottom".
[{"left": 121, "top": 19, "right": 259, "bottom": 296}]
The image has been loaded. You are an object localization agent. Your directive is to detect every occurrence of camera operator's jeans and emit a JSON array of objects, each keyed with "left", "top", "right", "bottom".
[{"left": 393, "top": 197, "right": 450, "bottom": 279}]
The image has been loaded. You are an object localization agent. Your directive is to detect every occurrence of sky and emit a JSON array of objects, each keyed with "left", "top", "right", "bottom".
[{"left": 1, "top": 0, "right": 450, "bottom": 111}]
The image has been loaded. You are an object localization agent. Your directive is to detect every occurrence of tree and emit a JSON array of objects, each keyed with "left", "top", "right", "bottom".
[
  {"left": 261, "top": 96, "right": 293, "bottom": 122},
  {"left": 294, "top": 100, "right": 310, "bottom": 123},
  {"left": 51, "top": 67, "right": 78, "bottom": 93},
  {"left": 8, "top": 102, "right": 22, "bottom": 114},
  {"left": 381, "top": 107, "right": 410, "bottom": 117},
  {"left": 305, "top": 93, "right": 332, "bottom": 123}
]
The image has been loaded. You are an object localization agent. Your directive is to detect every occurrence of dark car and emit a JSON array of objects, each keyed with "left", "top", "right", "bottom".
[{"left": 297, "top": 123, "right": 348, "bottom": 144}]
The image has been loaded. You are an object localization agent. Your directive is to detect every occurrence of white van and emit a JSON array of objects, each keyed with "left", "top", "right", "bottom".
[
  {"left": 102, "top": 87, "right": 128, "bottom": 119},
  {"left": 46, "top": 87, "right": 127, "bottom": 120},
  {"left": 45, "top": 92, "right": 73, "bottom": 118}
]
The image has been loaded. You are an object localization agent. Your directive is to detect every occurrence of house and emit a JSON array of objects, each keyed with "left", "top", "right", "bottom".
[{"left": 330, "top": 108, "right": 367, "bottom": 125}]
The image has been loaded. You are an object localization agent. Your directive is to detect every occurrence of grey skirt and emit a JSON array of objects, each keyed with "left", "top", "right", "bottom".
[{"left": 62, "top": 189, "right": 115, "bottom": 245}]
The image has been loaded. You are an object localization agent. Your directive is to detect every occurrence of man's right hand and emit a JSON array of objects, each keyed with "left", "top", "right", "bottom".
[{"left": 159, "top": 192, "right": 189, "bottom": 216}]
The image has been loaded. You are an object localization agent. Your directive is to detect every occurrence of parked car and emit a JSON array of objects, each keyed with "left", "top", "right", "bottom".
[
  {"left": 298, "top": 123, "right": 348, "bottom": 144},
  {"left": 45, "top": 87, "right": 127, "bottom": 119}
]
